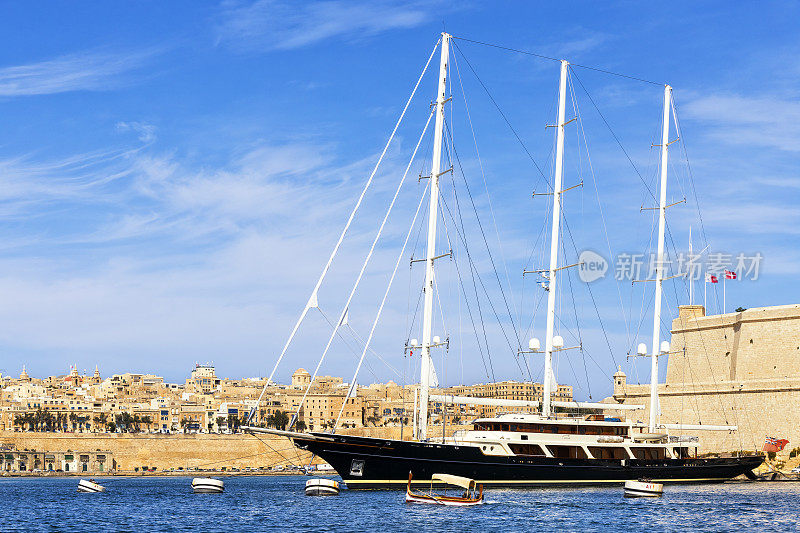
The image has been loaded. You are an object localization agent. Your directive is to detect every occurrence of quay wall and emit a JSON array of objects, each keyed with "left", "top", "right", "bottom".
[{"left": 0, "top": 425, "right": 469, "bottom": 472}]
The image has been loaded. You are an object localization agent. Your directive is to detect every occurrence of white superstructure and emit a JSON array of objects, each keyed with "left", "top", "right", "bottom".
[{"left": 449, "top": 412, "right": 695, "bottom": 461}]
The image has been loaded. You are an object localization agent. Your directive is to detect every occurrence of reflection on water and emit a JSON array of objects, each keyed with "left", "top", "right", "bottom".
[{"left": 0, "top": 476, "right": 797, "bottom": 532}]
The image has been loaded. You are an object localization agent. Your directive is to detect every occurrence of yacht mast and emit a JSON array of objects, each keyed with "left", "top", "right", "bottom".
[
  {"left": 649, "top": 84, "right": 672, "bottom": 433},
  {"left": 542, "top": 60, "right": 569, "bottom": 419},
  {"left": 418, "top": 32, "right": 449, "bottom": 441}
]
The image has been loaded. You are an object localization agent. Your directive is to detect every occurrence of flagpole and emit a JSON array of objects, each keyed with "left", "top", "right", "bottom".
[
  {"left": 704, "top": 276, "right": 707, "bottom": 310},
  {"left": 688, "top": 227, "right": 693, "bottom": 305},
  {"left": 723, "top": 276, "right": 726, "bottom": 314}
]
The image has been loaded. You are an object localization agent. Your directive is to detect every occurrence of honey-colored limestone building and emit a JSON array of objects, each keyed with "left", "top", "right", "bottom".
[{"left": 611, "top": 304, "right": 800, "bottom": 455}]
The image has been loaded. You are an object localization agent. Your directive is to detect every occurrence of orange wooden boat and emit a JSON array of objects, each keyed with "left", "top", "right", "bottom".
[{"left": 405, "top": 472, "right": 484, "bottom": 506}]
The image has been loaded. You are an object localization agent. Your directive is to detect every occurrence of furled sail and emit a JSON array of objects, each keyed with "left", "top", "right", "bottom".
[{"left": 428, "top": 355, "right": 439, "bottom": 388}]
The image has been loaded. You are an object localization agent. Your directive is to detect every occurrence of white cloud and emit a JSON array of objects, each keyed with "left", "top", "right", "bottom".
[
  {"left": 0, "top": 48, "right": 160, "bottom": 97},
  {"left": 216, "top": 0, "right": 435, "bottom": 51},
  {"left": 0, "top": 148, "right": 137, "bottom": 210},
  {"left": 0, "top": 134, "right": 435, "bottom": 375},
  {"left": 116, "top": 121, "right": 158, "bottom": 143},
  {"left": 681, "top": 94, "right": 800, "bottom": 152},
  {"left": 700, "top": 203, "right": 800, "bottom": 236},
  {"left": 0, "top": 127, "right": 539, "bottom": 384}
]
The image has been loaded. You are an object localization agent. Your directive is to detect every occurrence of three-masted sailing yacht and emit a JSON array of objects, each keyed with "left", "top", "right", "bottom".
[{"left": 245, "top": 33, "right": 763, "bottom": 488}]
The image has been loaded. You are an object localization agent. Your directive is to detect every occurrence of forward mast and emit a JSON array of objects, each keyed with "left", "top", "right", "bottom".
[{"left": 418, "top": 32, "right": 450, "bottom": 441}]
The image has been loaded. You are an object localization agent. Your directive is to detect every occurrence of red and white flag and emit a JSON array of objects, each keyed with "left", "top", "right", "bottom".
[
  {"left": 725, "top": 270, "right": 737, "bottom": 280},
  {"left": 763, "top": 436, "right": 789, "bottom": 452},
  {"left": 705, "top": 273, "right": 718, "bottom": 284}
]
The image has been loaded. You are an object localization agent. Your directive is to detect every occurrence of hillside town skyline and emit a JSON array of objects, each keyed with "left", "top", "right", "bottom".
[{"left": 0, "top": 363, "right": 573, "bottom": 434}]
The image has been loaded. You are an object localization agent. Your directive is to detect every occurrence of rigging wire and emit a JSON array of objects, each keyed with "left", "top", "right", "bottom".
[
  {"left": 443, "top": 119, "right": 523, "bottom": 350},
  {"left": 333, "top": 183, "right": 430, "bottom": 430},
  {"left": 438, "top": 188, "right": 497, "bottom": 382},
  {"left": 569, "top": 67, "right": 634, "bottom": 353},
  {"left": 451, "top": 35, "right": 663, "bottom": 87},
  {"left": 438, "top": 150, "right": 522, "bottom": 370},
  {"left": 570, "top": 70, "right": 659, "bottom": 203},
  {"left": 315, "top": 307, "right": 384, "bottom": 382},
  {"left": 249, "top": 37, "right": 441, "bottom": 424},
  {"left": 292, "top": 105, "right": 437, "bottom": 427},
  {"left": 452, "top": 40, "right": 551, "bottom": 189},
  {"left": 451, "top": 42, "right": 521, "bottom": 328}
]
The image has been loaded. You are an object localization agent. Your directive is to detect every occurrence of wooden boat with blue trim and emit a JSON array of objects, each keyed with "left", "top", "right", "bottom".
[{"left": 406, "top": 472, "right": 483, "bottom": 506}]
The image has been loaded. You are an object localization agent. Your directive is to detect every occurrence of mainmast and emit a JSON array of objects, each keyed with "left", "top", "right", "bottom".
[
  {"left": 649, "top": 84, "right": 673, "bottom": 433},
  {"left": 418, "top": 33, "right": 449, "bottom": 441},
  {"left": 542, "top": 60, "right": 569, "bottom": 418}
]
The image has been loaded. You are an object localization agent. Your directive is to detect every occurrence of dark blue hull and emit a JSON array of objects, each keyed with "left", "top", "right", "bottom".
[{"left": 293, "top": 432, "right": 763, "bottom": 489}]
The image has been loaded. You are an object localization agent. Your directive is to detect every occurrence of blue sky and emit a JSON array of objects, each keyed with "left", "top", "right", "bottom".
[{"left": 0, "top": 1, "right": 798, "bottom": 401}]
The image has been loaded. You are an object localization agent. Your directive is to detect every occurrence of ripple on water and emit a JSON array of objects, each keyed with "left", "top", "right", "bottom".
[{"left": 0, "top": 477, "right": 797, "bottom": 533}]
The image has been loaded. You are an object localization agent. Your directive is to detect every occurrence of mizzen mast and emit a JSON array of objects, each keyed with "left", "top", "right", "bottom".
[
  {"left": 649, "top": 84, "right": 673, "bottom": 433},
  {"left": 418, "top": 32, "right": 450, "bottom": 441}
]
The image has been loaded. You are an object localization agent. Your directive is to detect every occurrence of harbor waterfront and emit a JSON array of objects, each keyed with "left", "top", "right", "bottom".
[
  {"left": 1, "top": 1, "right": 799, "bottom": 531},
  {"left": 1, "top": 476, "right": 799, "bottom": 532}
]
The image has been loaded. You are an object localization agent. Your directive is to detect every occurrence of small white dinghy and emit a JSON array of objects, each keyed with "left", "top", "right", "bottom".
[
  {"left": 624, "top": 479, "right": 663, "bottom": 497},
  {"left": 305, "top": 478, "right": 340, "bottom": 496},
  {"left": 192, "top": 477, "right": 224, "bottom": 493},
  {"left": 77, "top": 479, "right": 105, "bottom": 493}
]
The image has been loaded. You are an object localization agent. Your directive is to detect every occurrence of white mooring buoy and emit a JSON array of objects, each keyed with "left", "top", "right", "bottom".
[
  {"left": 624, "top": 479, "right": 663, "bottom": 497},
  {"left": 77, "top": 479, "right": 105, "bottom": 493},
  {"left": 192, "top": 477, "right": 224, "bottom": 493},
  {"left": 305, "top": 478, "right": 340, "bottom": 496}
]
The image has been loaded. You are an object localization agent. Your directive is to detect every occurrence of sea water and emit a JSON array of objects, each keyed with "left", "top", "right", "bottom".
[{"left": 0, "top": 476, "right": 797, "bottom": 532}]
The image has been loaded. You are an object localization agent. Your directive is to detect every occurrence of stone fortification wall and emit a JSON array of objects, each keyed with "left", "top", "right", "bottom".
[
  {"left": 0, "top": 431, "right": 300, "bottom": 471},
  {"left": 0, "top": 425, "right": 470, "bottom": 472},
  {"left": 668, "top": 304, "right": 800, "bottom": 383},
  {"left": 612, "top": 304, "right": 800, "bottom": 456}
]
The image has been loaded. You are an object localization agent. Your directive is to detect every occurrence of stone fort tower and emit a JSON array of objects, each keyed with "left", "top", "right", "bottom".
[{"left": 612, "top": 304, "right": 800, "bottom": 455}]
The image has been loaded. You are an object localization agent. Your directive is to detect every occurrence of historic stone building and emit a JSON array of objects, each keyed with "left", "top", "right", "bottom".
[
  {"left": 611, "top": 304, "right": 800, "bottom": 456},
  {"left": 0, "top": 444, "right": 115, "bottom": 473}
]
